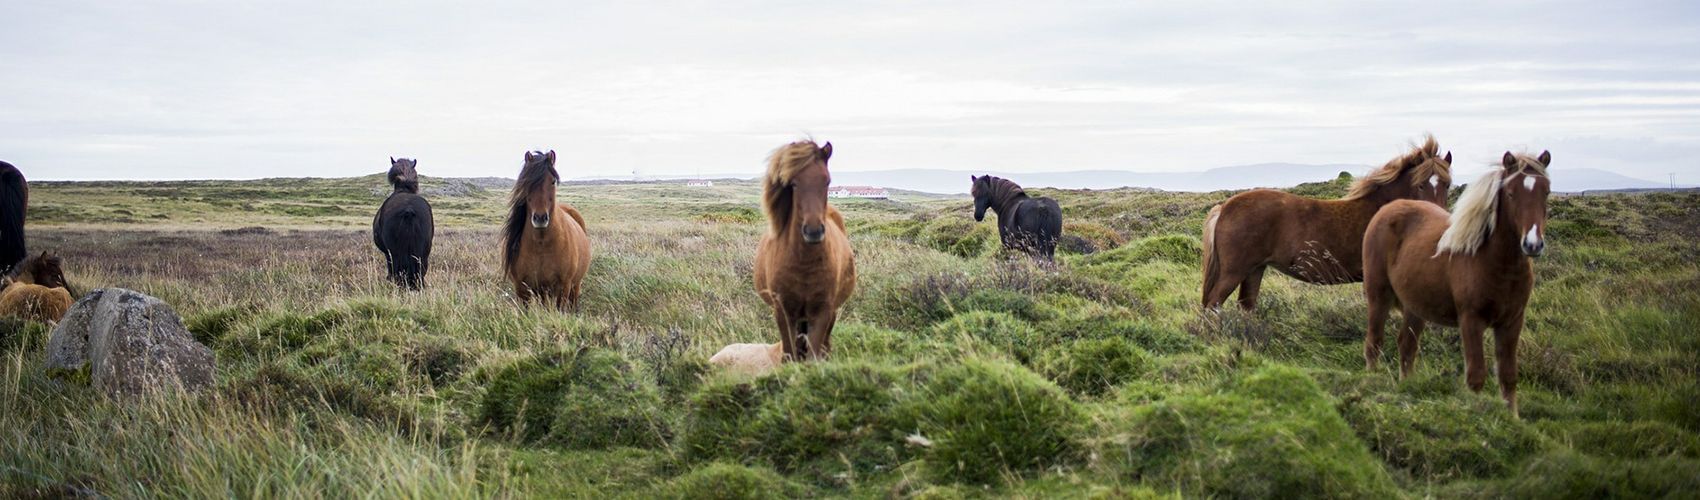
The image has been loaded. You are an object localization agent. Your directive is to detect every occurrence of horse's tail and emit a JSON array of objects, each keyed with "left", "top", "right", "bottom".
[
  {"left": 561, "top": 204, "right": 587, "bottom": 231},
  {"left": 1201, "top": 204, "right": 1223, "bottom": 308},
  {"left": 0, "top": 162, "right": 27, "bottom": 274}
]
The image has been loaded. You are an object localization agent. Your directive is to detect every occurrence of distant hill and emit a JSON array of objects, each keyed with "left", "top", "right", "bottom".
[{"left": 620, "top": 164, "right": 1688, "bottom": 194}]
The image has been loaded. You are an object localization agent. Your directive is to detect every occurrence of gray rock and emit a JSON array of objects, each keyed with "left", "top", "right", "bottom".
[{"left": 45, "top": 288, "right": 215, "bottom": 397}]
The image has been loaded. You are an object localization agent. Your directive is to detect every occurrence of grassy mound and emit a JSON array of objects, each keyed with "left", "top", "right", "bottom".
[
  {"left": 681, "top": 361, "right": 909, "bottom": 480},
  {"left": 917, "top": 217, "right": 997, "bottom": 258},
  {"left": 655, "top": 462, "right": 806, "bottom": 499},
  {"left": 1538, "top": 420, "right": 1700, "bottom": 459},
  {"left": 929, "top": 311, "right": 1044, "bottom": 363},
  {"left": 901, "top": 358, "right": 1086, "bottom": 485},
  {"left": 1110, "top": 364, "right": 1399, "bottom": 498},
  {"left": 1078, "top": 234, "right": 1202, "bottom": 269},
  {"left": 1461, "top": 452, "right": 1700, "bottom": 498},
  {"left": 1038, "top": 337, "right": 1152, "bottom": 397},
  {"left": 477, "top": 348, "right": 670, "bottom": 450}
]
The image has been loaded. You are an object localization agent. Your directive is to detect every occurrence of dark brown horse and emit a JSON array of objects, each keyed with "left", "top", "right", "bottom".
[
  {"left": 9, "top": 251, "right": 68, "bottom": 291},
  {"left": 1363, "top": 151, "right": 1551, "bottom": 416},
  {"left": 1202, "top": 136, "right": 1452, "bottom": 310},
  {"left": 501, "top": 150, "right": 592, "bottom": 311},
  {"left": 970, "top": 175, "right": 1063, "bottom": 260},
  {"left": 754, "top": 140, "right": 857, "bottom": 361},
  {"left": 0, "top": 160, "right": 27, "bottom": 275},
  {"left": 373, "top": 157, "right": 435, "bottom": 290}
]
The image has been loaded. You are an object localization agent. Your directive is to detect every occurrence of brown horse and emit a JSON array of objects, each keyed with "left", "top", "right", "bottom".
[
  {"left": 1, "top": 251, "right": 73, "bottom": 323},
  {"left": 500, "top": 150, "right": 592, "bottom": 311},
  {"left": 1362, "top": 151, "right": 1551, "bottom": 415},
  {"left": 753, "top": 140, "right": 857, "bottom": 361},
  {"left": 1202, "top": 136, "right": 1452, "bottom": 310}
]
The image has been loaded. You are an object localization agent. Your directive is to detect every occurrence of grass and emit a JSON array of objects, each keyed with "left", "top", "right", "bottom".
[{"left": 2, "top": 175, "right": 1697, "bottom": 497}]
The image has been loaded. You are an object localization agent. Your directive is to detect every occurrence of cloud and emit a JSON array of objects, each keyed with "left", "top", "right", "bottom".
[{"left": 1, "top": 0, "right": 1697, "bottom": 184}]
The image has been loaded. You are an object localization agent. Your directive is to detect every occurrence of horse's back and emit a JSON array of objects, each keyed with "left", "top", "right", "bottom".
[
  {"left": 0, "top": 283, "right": 72, "bottom": 323},
  {"left": 0, "top": 161, "right": 27, "bottom": 273},
  {"left": 1364, "top": 200, "right": 1454, "bottom": 315}
]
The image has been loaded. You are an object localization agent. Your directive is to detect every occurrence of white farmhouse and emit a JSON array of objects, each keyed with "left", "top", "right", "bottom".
[{"left": 828, "top": 186, "right": 890, "bottom": 199}]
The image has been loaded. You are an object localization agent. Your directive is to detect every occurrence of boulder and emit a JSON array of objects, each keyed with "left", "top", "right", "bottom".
[
  {"left": 709, "top": 342, "right": 782, "bottom": 376},
  {"left": 45, "top": 288, "right": 215, "bottom": 396}
]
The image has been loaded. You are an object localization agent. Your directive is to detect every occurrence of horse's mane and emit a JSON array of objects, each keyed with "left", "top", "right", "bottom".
[
  {"left": 1436, "top": 154, "right": 1550, "bottom": 255},
  {"left": 388, "top": 160, "right": 419, "bottom": 194},
  {"left": 762, "top": 140, "right": 827, "bottom": 233},
  {"left": 973, "top": 176, "right": 1027, "bottom": 207},
  {"left": 501, "top": 153, "right": 558, "bottom": 276},
  {"left": 1343, "top": 135, "right": 1449, "bottom": 201}
]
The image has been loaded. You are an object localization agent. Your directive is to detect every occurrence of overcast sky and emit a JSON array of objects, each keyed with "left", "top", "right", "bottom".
[{"left": 3, "top": 1, "right": 1698, "bottom": 182}]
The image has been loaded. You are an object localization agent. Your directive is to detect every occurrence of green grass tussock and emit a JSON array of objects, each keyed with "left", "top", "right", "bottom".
[{"left": 477, "top": 348, "right": 670, "bottom": 450}]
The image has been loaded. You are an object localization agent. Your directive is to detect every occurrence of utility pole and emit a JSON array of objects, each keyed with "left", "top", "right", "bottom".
[{"left": 1672, "top": 173, "right": 1677, "bottom": 190}]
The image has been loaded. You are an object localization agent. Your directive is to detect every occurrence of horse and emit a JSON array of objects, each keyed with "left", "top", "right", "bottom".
[
  {"left": 500, "top": 150, "right": 592, "bottom": 311},
  {"left": 372, "top": 157, "right": 435, "bottom": 290},
  {"left": 1202, "top": 135, "right": 1453, "bottom": 310},
  {"left": 753, "top": 140, "right": 857, "bottom": 361},
  {"left": 709, "top": 342, "right": 783, "bottom": 376},
  {"left": 1362, "top": 151, "right": 1551, "bottom": 416},
  {"left": 970, "top": 175, "right": 1063, "bottom": 260},
  {"left": 0, "top": 160, "right": 27, "bottom": 275},
  {"left": 1, "top": 251, "right": 72, "bottom": 323}
]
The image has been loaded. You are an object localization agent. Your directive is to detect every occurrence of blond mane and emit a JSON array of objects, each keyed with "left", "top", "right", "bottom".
[
  {"left": 1435, "top": 153, "right": 1550, "bottom": 255},
  {"left": 1343, "top": 134, "right": 1450, "bottom": 201},
  {"left": 762, "top": 140, "right": 827, "bottom": 233}
]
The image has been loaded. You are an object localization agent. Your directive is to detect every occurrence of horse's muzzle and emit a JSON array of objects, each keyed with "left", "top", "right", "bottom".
[
  {"left": 530, "top": 213, "right": 550, "bottom": 229},
  {"left": 1522, "top": 241, "right": 1545, "bottom": 257},
  {"left": 802, "top": 224, "right": 825, "bottom": 244}
]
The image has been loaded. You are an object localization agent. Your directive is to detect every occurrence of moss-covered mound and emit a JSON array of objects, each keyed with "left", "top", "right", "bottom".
[
  {"left": 1329, "top": 371, "right": 1546, "bottom": 481},
  {"left": 929, "top": 311, "right": 1044, "bottom": 363},
  {"left": 477, "top": 348, "right": 669, "bottom": 450},
  {"left": 1112, "top": 365, "right": 1399, "bottom": 498},
  {"left": 918, "top": 217, "right": 998, "bottom": 258},
  {"left": 1078, "top": 234, "right": 1202, "bottom": 269}
]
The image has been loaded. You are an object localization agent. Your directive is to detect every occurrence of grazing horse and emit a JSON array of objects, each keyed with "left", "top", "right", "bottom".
[
  {"left": 970, "top": 175, "right": 1063, "bottom": 260},
  {"left": 501, "top": 150, "right": 592, "bottom": 311},
  {"left": 372, "top": 157, "right": 435, "bottom": 290},
  {"left": 0, "top": 160, "right": 26, "bottom": 275},
  {"left": 1202, "top": 135, "right": 1452, "bottom": 310},
  {"left": 1, "top": 251, "right": 73, "bottom": 323},
  {"left": 1363, "top": 151, "right": 1552, "bottom": 416},
  {"left": 754, "top": 140, "right": 857, "bottom": 361}
]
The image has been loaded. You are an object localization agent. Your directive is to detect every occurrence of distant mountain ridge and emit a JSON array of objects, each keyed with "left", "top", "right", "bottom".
[{"left": 606, "top": 164, "right": 1685, "bottom": 194}]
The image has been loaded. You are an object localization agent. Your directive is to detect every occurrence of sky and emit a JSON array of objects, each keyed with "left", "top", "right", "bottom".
[{"left": 3, "top": 1, "right": 1699, "bottom": 183}]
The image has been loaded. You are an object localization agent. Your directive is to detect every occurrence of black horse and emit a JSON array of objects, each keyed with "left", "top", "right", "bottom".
[
  {"left": 0, "top": 161, "right": 27, "bottom": 275},
  {"left": 971, "top": 175, "right": 1062, "bottom": 260},
  {"left": 373, "top": 157, "right": 434, "bottom": 290}
]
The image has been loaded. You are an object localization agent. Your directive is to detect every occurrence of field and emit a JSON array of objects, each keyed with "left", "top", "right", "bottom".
[{"left": 3, "top": 173, "right": 1698, "bottom": 498}]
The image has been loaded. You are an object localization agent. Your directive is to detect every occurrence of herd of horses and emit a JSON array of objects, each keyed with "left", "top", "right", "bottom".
[{"left": 0, "top": 136, "right": 1553, "bottom": 414}]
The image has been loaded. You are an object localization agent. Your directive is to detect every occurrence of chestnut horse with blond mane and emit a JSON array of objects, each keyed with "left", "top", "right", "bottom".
[
  {"left": 1363, "top": 151, "right": 1552, "bottom": 416},
  {"left": 754, "top": 140, "right": 857, "bottom": 361},
  {"left": 1203, "top": 136, "right": 1452, "bottom": 310},
  {"left": 501, "top": 150, "right": 592, "bottom": 311}
]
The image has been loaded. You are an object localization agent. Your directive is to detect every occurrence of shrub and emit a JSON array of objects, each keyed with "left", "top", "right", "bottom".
[
  {"left": 1110, "top": 364, "right": 1398, "bottom": 498},
  {"left": 900, "top": 359, "right": 1086, "bottom": 485},
  {"left": 1038, "top": 338, "right": 1152, "bottom": 397},
  {"left": 477, "top": 349, "right": 669, "bottom": 450}
]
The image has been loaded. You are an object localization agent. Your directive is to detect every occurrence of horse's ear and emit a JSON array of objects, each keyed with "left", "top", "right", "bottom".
[
  {"left": 390, "top": 156, "right": 396, "bottom": 164},
  {"left": 1502, "top": 151, "right": 1518, "bottom": 170},
  {"left": 970, "top": 175, "right": 978, "bottom": 182},
  {"left": 546, "top": 150, "right": 557, "bottom": 164},
  {"left": 1443, "top": 151, "right": 1452, "bottom": 164},
  {"left": 524, "top": 151, "right": 534, "bottom": 162},
  {"left": 1537, "top": 150, "right": 1551, "bottom": 167},
  {"left": 820, "top": 142, "right": 833, "bottom": 162}
]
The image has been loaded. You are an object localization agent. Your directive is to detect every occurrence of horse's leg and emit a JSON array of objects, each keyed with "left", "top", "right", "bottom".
[
  {"left": 1493, "top": 316, "right": 1524, "bottom": 417},
  {"left": 1203, "top": 265, "right": 1245, "bottom": 310},
  {"left": 1397, "top": 315, "right": 1427, "bottom": 378},
  {"left": 514, "top": 282, "right": 532, "bottom": 307},
  {"left": 772, "top": 304, "right": 798, "bottom": 362},
  {"left": 806, "top": 309, "right": 838, "bottom": 361},
  {"left": 1235, "top": 266, "right": 1267, "bottom": 311},
  {"left": 1364, "top": 289, "right": 1390, "bottom": 371},
  {"left": 567, "top": 284, "right": 582, "bottom": 313},
  {"left": 1460, "top": 314, "right": 1488, "bottom": 393}
]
